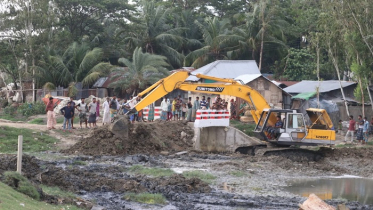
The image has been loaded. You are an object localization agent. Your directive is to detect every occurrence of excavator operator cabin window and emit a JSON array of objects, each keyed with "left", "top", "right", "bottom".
[{"left": 287, "top": 114, "right": 304, "bottom": 129}]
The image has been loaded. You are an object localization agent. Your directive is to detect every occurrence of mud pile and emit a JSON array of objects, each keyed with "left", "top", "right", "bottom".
[
  {"left": 0, "top": 154, "right": 41, "bottom": 179},
  {"left": 63, "top": 120, "right": 195, "bottom": 156}
]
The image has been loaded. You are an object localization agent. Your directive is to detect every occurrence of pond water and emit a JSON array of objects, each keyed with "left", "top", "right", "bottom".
[{"left": 284, "top": 176, "right": 373, "bottom": 205}]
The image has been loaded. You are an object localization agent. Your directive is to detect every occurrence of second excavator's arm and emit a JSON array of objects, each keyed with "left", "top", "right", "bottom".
[{"left": 127, "top": 71, "right": 270, "bottom": 123}]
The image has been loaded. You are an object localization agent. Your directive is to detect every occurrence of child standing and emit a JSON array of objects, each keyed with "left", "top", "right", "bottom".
[{"left": 181, "top": 103, "right": 187, "bottom": 120}]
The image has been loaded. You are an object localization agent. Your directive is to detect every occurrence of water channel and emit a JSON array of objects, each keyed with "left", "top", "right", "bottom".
[{"left": 284, "top": 176, "right": 373, "bottom": 205}]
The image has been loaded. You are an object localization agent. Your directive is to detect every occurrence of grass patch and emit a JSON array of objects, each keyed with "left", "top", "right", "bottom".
[
  {"left": 0, "top": 126, "right": 58, "bottom": 153},
  {"left": 123, "top": 193, "right": 166, "bottom": 205},
  {"left": 230, "top": 120, "right": 256, "bottom": 136},
  {"left": 0, "top": 181, "right": 83, "bottom": 210},
  {"left": 229, "top": 170, "right": 247, "bottom": 177},
  {"left": 3, "top": 171, "right": 40, "bottom": 200},
  {"left": 0, "top": 114, "right": 27, "bottom": 122},
  {"left": 182, "top": 170, "right": 216, "bottom": 184},
  {"left": 251, "top": 187, "right": 262, "bottom": 191},
  {"left": 29, "top": 118, "right": 45, "bottom": 124},
  {"left": 128, "top": 165, "right": 174, "bottom": 177},
  {"left": 40, "top": 185, "right": 76, "bottom": 198},
  {"left": 335, "top": 143, "right": 355, "bottom": 148},
  {"left": 72, "top": 160, "right": 87, "bottom": 165}
]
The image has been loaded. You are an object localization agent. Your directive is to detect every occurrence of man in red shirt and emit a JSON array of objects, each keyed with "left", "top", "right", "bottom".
[{"left": 345, "top": 115, "right": 356, "bottom": 143}]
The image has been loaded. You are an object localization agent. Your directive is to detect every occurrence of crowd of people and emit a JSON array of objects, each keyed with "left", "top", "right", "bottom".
[
  {"left": 46, "top": 96, "right": 133, "bottom": 131},
  {"left": 45, "top": 94, "right": 240, "bottom": 131},
  {"left": 159, "top": 94, "right": 239, "bottom": 122},
  {"left": 342, "top": 115, "right": 372, "bottom": 144}
]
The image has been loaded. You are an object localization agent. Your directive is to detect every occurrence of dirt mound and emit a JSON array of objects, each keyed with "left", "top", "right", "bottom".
[
  {"left": 63, "top": 120, "right": 194, "bottom": 156},
  {"left": 0, "top": 154, "right": 41, "bottom": 179}
]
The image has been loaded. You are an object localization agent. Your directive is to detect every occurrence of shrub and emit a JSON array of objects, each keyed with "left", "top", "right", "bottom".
[
  {"left": 182, "top": 170, "right": 216, "bottom": 184},
  {"left": 3, "top": 171, "right": 40, "bottom": 200},
  {"left": 3, "top": 105, "right": 17, "bottom": 115},
  {"left": 0, "top": 98, "right": 8, "bottom": 108},
  {"left": 16, "top": 101, "right": 46, "bottom": 117},
  {"left": 128, "top": 165, "right": 174, "bottom": 177}
]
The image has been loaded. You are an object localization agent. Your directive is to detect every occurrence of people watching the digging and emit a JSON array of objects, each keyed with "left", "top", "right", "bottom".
[{"left": 200, "top": 96, "right": 207, "bottom": 109}]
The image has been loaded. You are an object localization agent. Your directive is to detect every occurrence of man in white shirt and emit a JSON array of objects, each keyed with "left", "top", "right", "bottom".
[
  {"left": 116, "top": 97, "right": 121, "bottom": 113},
  {"left": 88, "top": 98, "right": 97, "bottom": 128},
  {"left": 102, "top": 97, "right": 111, "bottom": 125}
]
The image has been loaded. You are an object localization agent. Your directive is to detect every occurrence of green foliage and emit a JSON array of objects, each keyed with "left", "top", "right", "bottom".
[
  {"left": 3, "top": 106, "right": 17, "bottom": 116},
  {"left": 28, "top": 118, "right": 45, "bottom": 125},
  {"left": 230, "top": 120, "right": 256, "bottom": 136},
  {"left": 353, "top": 87, "right": 370, "bottom": 104},
  {"left": 109, "top": 47, "right": 170, "bottom": 94},
  {"left": 122, "top": 1, "right": 185, "bottom": 68},
  {"left": 17, "top": 102, "right": 46, "bottom": 117},
  {"left": 184, "top": 17, "right": 240, "bottom": 68},
  {"left": 1, "top": 0, "right": 373, "bottom": 96},
  {"left": 40, "top": 185, "right": 76, "bottom": 199},
  {"left": 0, "top": 126, "right": 57, "bottom": 153},
  {"left": 182, "top": 170, "right": 216, "bottom": 183},
  {"left": 229, "top": 170, "right": 247, "bottom": 177},
  {"left": 3, "top": 171, "right": 40, "bottom": 200},
  {"left": 283, "top": 48, "right": 316, "bottom": 81},
  {"left": 0, "top": 182, "right": 82, "bottom": 210},
  {"left": 128, "top": 165, "right": 175, "bottom": 177},
  {"left": 123, "top": 193, "right": 166, "bottom": 204},
  {"left": 72, "top": 160, "right": 87, "bottom": 166}
]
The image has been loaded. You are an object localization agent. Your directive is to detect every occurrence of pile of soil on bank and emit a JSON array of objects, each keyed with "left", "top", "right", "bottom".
[{"left": 63, "top": 120, "right": 195, "bottom": 156}]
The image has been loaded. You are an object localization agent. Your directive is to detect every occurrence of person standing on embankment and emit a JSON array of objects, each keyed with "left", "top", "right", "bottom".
[
  {"left": 345, "top": 115, "right": 356, "bottom": 143},
  {"left": 46, "top": 97, "right": 56, "bottom": 130}
]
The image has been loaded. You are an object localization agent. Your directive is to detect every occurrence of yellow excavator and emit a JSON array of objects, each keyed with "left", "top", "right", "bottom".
[{"left": 127, "top": 71, "right": 335, "bottom": 146}]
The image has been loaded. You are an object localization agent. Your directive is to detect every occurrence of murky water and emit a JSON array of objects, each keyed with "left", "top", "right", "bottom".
[{"left": 284, "top": 176, "right": 373, "bottom": 204}]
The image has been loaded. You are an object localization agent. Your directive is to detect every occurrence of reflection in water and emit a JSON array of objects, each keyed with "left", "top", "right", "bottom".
[{"left": 284, "top": 177, "right": 373, "bottom": 204}]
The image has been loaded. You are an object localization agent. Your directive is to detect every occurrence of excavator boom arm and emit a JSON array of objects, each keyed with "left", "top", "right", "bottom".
[{"left": 127, "top": 71, "right": 270, "bottom": 123}]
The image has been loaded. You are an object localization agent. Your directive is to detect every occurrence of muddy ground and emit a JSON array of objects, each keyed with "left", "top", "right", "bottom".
[
  {"left": 1, "top": 119, "right": 373, "bottom": 209},
  {"left": 1, "top": 148, "right": 373, "bottom": 209}
]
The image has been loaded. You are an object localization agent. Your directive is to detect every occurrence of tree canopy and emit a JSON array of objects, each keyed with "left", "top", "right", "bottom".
[{"left": 0, "top": 0, "right": 372, "bottom": 98}]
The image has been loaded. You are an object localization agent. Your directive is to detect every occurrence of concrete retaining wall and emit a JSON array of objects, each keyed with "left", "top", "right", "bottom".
[{"left": 193, "top": 126, "right": 264, "bottom": 153}]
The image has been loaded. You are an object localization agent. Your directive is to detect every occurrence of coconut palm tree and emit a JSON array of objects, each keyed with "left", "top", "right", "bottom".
[
  {"left": 184, "top": 17, "right": 242, "bottom": 68},
  {"left": 38, "top": 42, "right": 112, "bottom": 96},
  {"left": 122, "top": 1, "right": 185, "bottom": 68},
  {"left": 248, "top": 0, "right": 289, "bottom": 71},
  {"left": 109, "top": 47, "right": 170, "bottom": 95}
]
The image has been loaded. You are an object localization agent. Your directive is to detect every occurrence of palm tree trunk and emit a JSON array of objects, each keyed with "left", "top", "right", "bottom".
[
  {"left": 316, "top": 41, "right": 320, "bottom": 108},
  {"left": 328, "top": 43, "right": 350, "bottom": 116},
  {"left": 367, "top": 82, "right": 373, "bottom": 112},
  {"left": 359, "top": 76, "right": 365, "bottom": 117},
  {"left": 259, "top": 28, "right": 265, "bottom": 71}
]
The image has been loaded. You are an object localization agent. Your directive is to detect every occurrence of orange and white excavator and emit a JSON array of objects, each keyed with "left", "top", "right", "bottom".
[{"left": 126, "top": 71, "right": 335, "bottom": 146}]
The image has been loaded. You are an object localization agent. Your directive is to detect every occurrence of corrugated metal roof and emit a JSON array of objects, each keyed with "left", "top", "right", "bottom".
[
  {"left": 273, "top": 80, "right": 299, "bottom": 87},
  {"left": 92, "top": 77, "right": 108, "bottom": 88},
  {"left": 234, "top": 74, "right": 262, "bottom": 84},
  {"left": 283, "top": 80, "right": 356, "bottom": 94},
  {"left": 186, "top": 60, "right": 260, "bottom": 81}
]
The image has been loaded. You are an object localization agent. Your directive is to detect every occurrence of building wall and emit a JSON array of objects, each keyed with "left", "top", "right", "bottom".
[
  {"left": 338, "top": 104, "right": 373, "bottom": 121},
  {"left": 247, "top": 77, "right": 283, "bottom": 108}
]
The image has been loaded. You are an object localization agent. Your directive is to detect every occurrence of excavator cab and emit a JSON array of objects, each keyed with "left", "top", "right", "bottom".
[
  {"left": 254, "top": 109, "right": 308, "bottom": 145},
  {"left": 254, "top": 108, "right": 335, "bottom": 146}
]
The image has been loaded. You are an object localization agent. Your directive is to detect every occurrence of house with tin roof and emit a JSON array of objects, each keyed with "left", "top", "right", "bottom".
[{"left": 183, "top": 60, "right": 291, "bottom": 109}]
